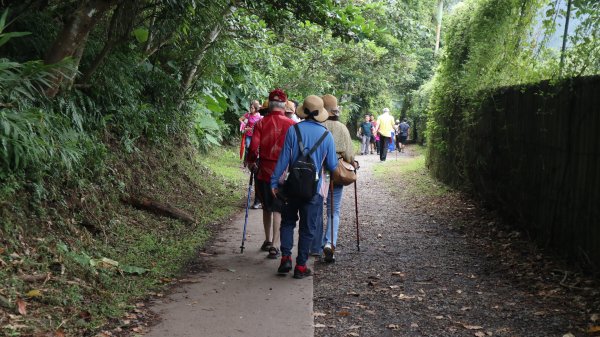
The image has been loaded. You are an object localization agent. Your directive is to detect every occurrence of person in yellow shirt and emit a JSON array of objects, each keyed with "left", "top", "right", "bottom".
[{"left": 374, "top": 108, "right": 395, "bottom": 162}]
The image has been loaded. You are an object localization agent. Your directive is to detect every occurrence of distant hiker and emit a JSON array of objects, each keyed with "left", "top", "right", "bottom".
[
  {"left": 239, "top": 101, "right": 263, "bottom": 208},
  {"left": 252, "top": 99, "right": 261, "bottom": 111},
  {"left": 258, "top": 99, "right": 269, "bottom": 116},
  {"left": 394, "top": 119, "right": 401, "bottom": 151},
  {"left": 398, "top": 118, "right": 410, "bottom": 153},
  {"left": 369, "top": 115, "right": 376, "bottom": 154},
  {"left": 358, "top": 114, "right": 372, "bottom": 155},
  {"left": 246, "top": 89, "right": 296, "bottom": 258},
  {"left": 285, "top": 100, "right": 301, "bottom": 123},
  {"left": 314, "top": 94, "right": 355, "bottom": 263},
  {"left": 374, "top": 108, "right": 395, "bottom": 162},
  {"left": 271, "top": 95, "right": 337, "bottom": 279},
  {"left": 239, "top": 101, "right": 263, "bottom": 152}
]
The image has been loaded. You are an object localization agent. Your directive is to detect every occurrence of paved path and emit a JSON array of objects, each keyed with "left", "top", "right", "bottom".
[{"left": 144, "top": 197, "right": 314, "bottom": 337}]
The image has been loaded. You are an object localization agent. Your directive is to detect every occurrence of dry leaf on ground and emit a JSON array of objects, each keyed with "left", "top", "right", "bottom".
[
  {"left": 388, "top": 324, "right": 401, "bottom": 330},
  {"left": 16, "top": 298, "right": 26, "bottom": 315},
  {"left": 462, "top": 323, "right": 483, "bottom": 330},
  {"left": 588, "top": 326, "right": 600, "bottom": 333},
  {"left": 26, "top": 289, "right": 42, "bottom": 298}
]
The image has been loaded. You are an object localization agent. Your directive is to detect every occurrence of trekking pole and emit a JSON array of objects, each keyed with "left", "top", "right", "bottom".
[
  {"left": 354, "top": 180, "right": 360, "bottom": 251},
  {"left": 240, "top": 170, "right": 254, "bottom": 253},
  {"left": 330, "top": 178, "right": 334, "bottom": 252}
]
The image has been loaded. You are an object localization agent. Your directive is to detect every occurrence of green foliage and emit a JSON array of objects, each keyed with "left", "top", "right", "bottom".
[
  {"left": 0, "top": 19, "right": 97, "bottom": 179},
  {"left": 424, "top": 0, "right": 599, "bottom": 187},
  {"left": 190, "top": 94, "right": 229, "bottom": 152}
]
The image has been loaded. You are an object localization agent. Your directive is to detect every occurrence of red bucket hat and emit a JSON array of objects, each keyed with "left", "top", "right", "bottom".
[{"left": 268, "top": 88, "right": 287, "bottom": 102}]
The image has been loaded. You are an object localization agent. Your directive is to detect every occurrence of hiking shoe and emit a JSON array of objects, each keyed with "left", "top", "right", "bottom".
[
  {"left": 260, "top": 241, "right": 272, "bottom": 251},
  {"left": 293, "top": 265, "right": 312, "bottom": 279},
  {"left": 323, "top": 243, "right": 335, "bottom": 263},
  {"left": 251, "top": 202, "right": 262, "bottom": 209},
  {"left": 277, "top": 256, "right": 292, "bottom": 274},
  {"left": 267, "top": 246, "right": 280, "bottom": 259}
]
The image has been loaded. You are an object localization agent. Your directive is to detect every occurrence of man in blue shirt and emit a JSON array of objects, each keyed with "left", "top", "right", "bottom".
[
  {"left": 358, "top": 114, "right": 372, "bottom": 155},
  {"left": 271, "top": 95, "right": 338, "bottom": 279}
]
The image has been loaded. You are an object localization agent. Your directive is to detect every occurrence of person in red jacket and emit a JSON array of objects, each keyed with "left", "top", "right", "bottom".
[{"left": 246, "top": 89, "right": 296, "bottom": 258}]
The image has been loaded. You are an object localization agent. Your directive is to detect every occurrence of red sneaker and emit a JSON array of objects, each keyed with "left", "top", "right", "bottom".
[
  {"left": 277, "top": 256, "right": 292, "bottom": 274},
  {"left": 293, "top": 265, "right": 312, "bottom": 279}
]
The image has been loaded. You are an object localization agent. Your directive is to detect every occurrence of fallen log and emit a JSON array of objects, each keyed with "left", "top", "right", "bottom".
[
  {"left": 122, "top": 196, "right": 196, "bottom": 224},
  {"left": 20, "top": 273, "right": 51, "bottom": 282}
]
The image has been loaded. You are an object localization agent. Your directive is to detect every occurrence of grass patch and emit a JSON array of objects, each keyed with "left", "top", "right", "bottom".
[
  {"left": 202, "top": 147, "right": 247, "bottom": 183},
  {"left": 374, "top": 145, "right": 449, "bottom": 198},
  {"left": 0, "top": 143, "right": 247, "bottom": 336}
]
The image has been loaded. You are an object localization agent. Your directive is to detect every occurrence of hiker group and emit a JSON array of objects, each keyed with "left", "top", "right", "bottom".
[
  {"left": 357, "top": 111, "right": 410, "bottom": 161},
  {"left": 239, "top": 88, "right": 407, "bottom": 279}
]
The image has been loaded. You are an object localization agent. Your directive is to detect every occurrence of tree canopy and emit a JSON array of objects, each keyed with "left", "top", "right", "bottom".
[{"left": 0, "top": 0, "right": 440, "bottom": 181}]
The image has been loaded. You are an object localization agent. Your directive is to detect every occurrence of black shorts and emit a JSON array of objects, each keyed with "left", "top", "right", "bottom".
[
  {"left": 256, "top": 179, "right": 283, "bottom": 213},
  {"left": 399, "top": 135, "right": 408, "bottom": 144}
]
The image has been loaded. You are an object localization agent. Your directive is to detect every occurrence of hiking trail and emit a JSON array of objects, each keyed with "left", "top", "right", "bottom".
[{"left": 138, "top": 146, "right": 598, "bottom": 337}]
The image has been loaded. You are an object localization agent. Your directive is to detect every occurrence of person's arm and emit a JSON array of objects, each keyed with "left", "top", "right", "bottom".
[
  {"left": 246, "top": 121, "right": 261, "bottom": 165},
  {"left": 341, "top": 126, "right": 355, "bottom": 163},
  {"left": 271, "top": 128, "right": 294, "bottom": 195},
  {"left": 324, "top": 134, "right": 338, "bottom": 173}
]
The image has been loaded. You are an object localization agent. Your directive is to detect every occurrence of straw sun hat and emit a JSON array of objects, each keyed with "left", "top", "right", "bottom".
[
  {"left": 321, "top": 94, "right": 340, "bottom": 117},
  {"left": 296, "top": 95, "right": 328, "bottom": 122}
]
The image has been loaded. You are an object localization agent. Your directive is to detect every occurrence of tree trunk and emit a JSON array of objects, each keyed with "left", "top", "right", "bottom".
[
  {"left": 180, "top": 2, "right": 238, "bottom": 96},
  {"left": 559, "top": 0, "right": 572, "bottom": 76},
  {"left": 43, "top": 0, "right": 118, "bottom": 97},
  {"left": 79, "top": 38, "right": 114, "bottom": 85},
  {"left": 434, "top": 0, "right": 444, "bottom": 54},
  {"left": 180, "top": 24, "right": 223, "bottom": 93},
  {"left": 78, "top": 3, "right": 122, "bottom": 84},
  {"left": 65, "top": 33, "right": 90, "bottom": 91}
]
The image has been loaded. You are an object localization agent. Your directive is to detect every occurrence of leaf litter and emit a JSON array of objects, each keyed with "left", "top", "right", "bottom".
[{"left": 313, "top": 151, "right": 600, "bottom": 337}]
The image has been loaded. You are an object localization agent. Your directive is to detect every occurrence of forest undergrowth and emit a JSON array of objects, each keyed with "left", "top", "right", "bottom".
[{"left": 0, "top": 144, "right": 246, "bottom": 336}]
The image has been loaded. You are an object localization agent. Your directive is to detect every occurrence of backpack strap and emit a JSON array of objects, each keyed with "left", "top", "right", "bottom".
[
  {"left": 308, "top": 130, "right": 329, "bottom": 157},
  {"left": 292, "top": 124, "right": 307, "bottom": 156}
]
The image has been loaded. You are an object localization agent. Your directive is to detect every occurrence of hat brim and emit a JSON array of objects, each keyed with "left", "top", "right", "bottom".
[{"left": 296, "top": 104, "right": 328, "bottom": 122}]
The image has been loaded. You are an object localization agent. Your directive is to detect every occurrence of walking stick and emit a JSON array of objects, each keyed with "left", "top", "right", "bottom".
[
  {"left": 240, "top": 170, "right": 254, "bottom": 253},
  {"left": 354, "top": 180, "right": 360, "bottom": 251},
  {"left": 330, "top": 178, "right": 334, "bottom": 252}
]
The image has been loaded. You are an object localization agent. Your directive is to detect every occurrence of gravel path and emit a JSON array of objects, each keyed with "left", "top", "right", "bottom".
[{"left": 313, "top": 146, "right": 599, "bottom": 337}]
